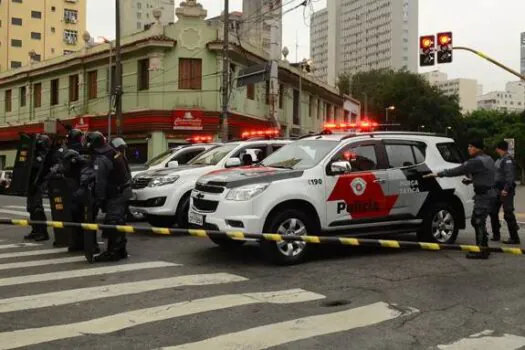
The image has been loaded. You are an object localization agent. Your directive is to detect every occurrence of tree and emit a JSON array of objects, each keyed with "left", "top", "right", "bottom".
[{"left": 337, "top": 69, "right": 462, "bottom": 134}]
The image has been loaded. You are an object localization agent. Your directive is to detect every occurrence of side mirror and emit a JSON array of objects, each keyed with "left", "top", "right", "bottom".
[
  {"left": 225, "top": 157, "right": 242, "bottom": 168},
  {"left": 167, "top": 161, "right": 179, "bottom": 168},
  {"left": 330, "top": 161, "right": 352, "bottom": 175}
]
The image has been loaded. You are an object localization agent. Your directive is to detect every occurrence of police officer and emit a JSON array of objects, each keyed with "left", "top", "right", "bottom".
[
  {"left": 65, "top": 128, "right": 84, "bottom": 153},
  {"left": 490, "top": 140, "right": 520, "bottom": 244},
  {"left": 425, "top": 138, "right": 496, "bottom": 259},
  {"left": 85, "top": 131, "right": 132, "bottom": 262},
  {"left": 25, "top": 134, "right": 51, "bottom": 241}
]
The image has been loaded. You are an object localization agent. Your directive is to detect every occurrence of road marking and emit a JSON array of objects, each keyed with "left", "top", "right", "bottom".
[
  {"left": 0, "top": 209, "right": 29, "bottom": 217},
  {"left": 160, "top": 302, "right": 418, "bottom": 350},
  {"left": 0, "top": 256, "right": 86, "bottom": 271},
  {"left": 5, "top": 206, "right": 51, "bottom": 213},
  {"left": 0, "top": 243, "right": 41, "bottom": 250},
  {"left": 0, "top": 248, "right": 68, "bottom": 259},
  {"left": 0, "top": 273, "right": 247, "bottom": 314},
  {"left": 438, "top": 330, "right": 525, "bottom": 349},
  {"left": 0, "top": 289, "right": 325, "bottom": 349},
  {"left": 0, "top": 261, "right": 178, "bottom": 287}
]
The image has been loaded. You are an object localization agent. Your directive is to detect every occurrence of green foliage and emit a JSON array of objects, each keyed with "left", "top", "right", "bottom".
[{"left": 337, "top": 69, "right": 462, "bottom": 134}]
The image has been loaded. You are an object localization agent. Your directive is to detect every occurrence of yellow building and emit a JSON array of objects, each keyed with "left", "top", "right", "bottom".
[{"left": 0, "top": 0, "right": 86, "bottom": 72}]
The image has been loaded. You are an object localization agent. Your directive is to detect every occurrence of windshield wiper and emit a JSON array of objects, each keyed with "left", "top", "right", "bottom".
[{"left": 266, "top": 165, "right": 294, "bottom": 169}]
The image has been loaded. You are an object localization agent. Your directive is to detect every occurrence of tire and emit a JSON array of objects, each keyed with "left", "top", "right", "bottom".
[
  {"left": 418, "top": 202, "right": 460, "bottom": 244},
  {"left": 176, "top": 193, "right": 191, "bottom": 228},
  {"left": 209, "top": 236, "right": 246, "bottom": 248},
  {"left": 261, "top": 208, "right": 315, "bottom": 265},
  {"left": 146, "top": 215, "right": 176, "bottom": 228}
]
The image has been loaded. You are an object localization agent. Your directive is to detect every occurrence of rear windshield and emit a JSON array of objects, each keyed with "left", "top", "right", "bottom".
[{"left": 437, "top": 143, "right": 464, "bottom": 164}]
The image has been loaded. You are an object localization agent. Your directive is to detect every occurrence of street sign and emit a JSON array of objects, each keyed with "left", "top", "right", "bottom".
[{"left": 505, "top": 138, "right": 515, "bottom": 157}]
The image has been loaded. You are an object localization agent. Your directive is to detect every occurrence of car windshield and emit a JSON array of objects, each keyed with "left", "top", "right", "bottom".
[
  {"left": 145, "top": 148, "right": 179, "bottom": 167},
  {"left": 261, "top": 140, "right": 338, "bottom": 170},
  {"left": 189, "top": 143, "right": 239, "bottom": 166}
]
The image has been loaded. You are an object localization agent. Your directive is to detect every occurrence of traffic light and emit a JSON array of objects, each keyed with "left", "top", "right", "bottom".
[
  {"left": 437, "top": 32, "right": 453, "bottom": 64},
  {"left": 419, "top": 35, "right": 435, "bottom": 67}
]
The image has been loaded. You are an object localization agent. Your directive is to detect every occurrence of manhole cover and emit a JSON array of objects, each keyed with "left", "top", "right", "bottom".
[{"left": 322, "top": 300, "right": 351, "bottom": 307}]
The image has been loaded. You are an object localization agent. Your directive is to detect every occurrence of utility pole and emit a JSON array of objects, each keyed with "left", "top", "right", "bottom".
[
  {"left": 269, "top": 2, "right": 281, "bottom": 132},
  {"left": 115, "top": 0, "right": 123, "bottom": 137},
  {"left": 220, "top": 0, "right": 230, "bottom": 142}
]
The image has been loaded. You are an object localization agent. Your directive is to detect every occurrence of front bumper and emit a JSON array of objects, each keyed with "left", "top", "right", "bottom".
[{"left": 129, "top": 185, "right": 177, "bottom": 216}]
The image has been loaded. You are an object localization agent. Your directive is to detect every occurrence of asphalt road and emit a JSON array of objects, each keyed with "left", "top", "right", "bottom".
[{"left": 0, "top": 194, "right": 524, "bottom": 349}]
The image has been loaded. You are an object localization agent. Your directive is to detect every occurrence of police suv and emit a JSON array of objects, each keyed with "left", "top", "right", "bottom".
[
  {"left": 130, "top": 131, "right": 292, "bottom": 228},
  {"left": 189, "top": 124, "right": 474, "bottom": 265}
]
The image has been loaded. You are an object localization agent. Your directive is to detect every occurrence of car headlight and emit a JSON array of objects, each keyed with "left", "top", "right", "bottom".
[
  {"left": 225, "top": 183, "right": 269, "bottom": 201},
  {"left": 148, "top": 175, "right": 180, "bottom": 187}
]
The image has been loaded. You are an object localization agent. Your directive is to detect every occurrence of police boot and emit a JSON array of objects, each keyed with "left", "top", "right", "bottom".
[
  {"left": 24, "top": 232, "right": 37, "bottom": 240},
  {"left": 33, "top": 231, "right": 49, "bottom": 242},
  {"left": 94, "top": 237, "right": 121, "bottom": 263}
]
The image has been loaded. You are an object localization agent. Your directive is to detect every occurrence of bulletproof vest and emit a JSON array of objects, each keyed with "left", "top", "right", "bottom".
[
  {"left": 471, "top": 153, "right": 496, "bottom": 188},
  {"left": 99, "top": 146, "right": 131, "bottom": 189},
  {"left": 495, "top": 154, "right": 515, "bottom": 184}
]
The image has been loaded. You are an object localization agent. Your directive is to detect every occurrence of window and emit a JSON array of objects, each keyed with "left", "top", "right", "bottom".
[
  {"left": 333, "top": 144, "right": 378, "bottom": 172},
  {"left": 63, "top": 50, "right": 74, "bottom": 55},
  {"left": 309, "top": 96, "right": 314, "bottom": 117},
  {"left": 51, "top": 27, "right": 55, "bottom": 33},
  {"left": 19, "top": 86, "right": 26, "bottom": 107},
  {"left": 33, "top": 83, "right": 41, "bottom": 107},
  {"left": 31, "top": 11, "right": 42, "bottom": 19},
  {"left": 11, "top": 17, "right": 22, "bottom": 25},
  {"left": 292, "top": 89, "right": 300, "bottom": 125},
  {"left": 246, "top": 84, "right": 255, "bottom": 100},
  {"left": 10, "top": 61, "right": 21, "bottom": 68},
  {"left": 69, "top": 74, "right": 79, "bottom": 102},
  {"left": 437, "top": 143, "right": 464, "bottom": 164},
  {"left": 262, "top": 140, "right": 338, "bottom": 170},
  {"left": 173, "top": 148, "right": 204, "bottom": 165},
  {"left": 265, "top": 81, "right": 270, "bottom": 105},
  {"left": 137, "top": 59, "right": 149, "bottom": 90},
  {"left": 33, "top": 54, "right": 41, "bottom": 61},
  {"left": 88, "top": 70, "right": 97, "bottom": 99},
  {"left": 31, "top": 32, "right": 41, "bottom": 40},
  {"left": 51, "top": 6, "right": 55, "bottom": 11},
  {"left": 12, "top": 0, "right": 23, "bottom": 3},
  {"left": 63, "top": 30, "right": 78, "bottom": 45},
  {"left": 178, "top": 58, "right": 202, "bottom": 90},
  {"left": 278, "top": 84, "right": 284, "bottom": 109},
  {"left": 11, "top": 39, "right": 22, "bottom": 47},
  {"left": 385, "top": 143, "right": 426, "bottom": 168},
  {"left": 4, "top": 90, "right": 12, "bottom": 112},
  {"left": 64, "top": 9, "right": 78, "bottom": 23},
  {"left": 50, "top": 79, "right": 59, "bottom": 105}
]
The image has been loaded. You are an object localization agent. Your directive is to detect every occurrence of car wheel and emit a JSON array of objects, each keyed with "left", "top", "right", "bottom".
[
  {"left": 209, "top": 236, "right": 246, "bottom": 248},
  {"left": 419, "top": 202, "right": 459, "bottom": 244},
  {"left": 261, "top": 209, "right": 314, "bottom": 265},
  {"left": 176, "top": 193, "right": 191, "bottom": 228},
  {"left": 146, "top": 215, "right": 176, "bottom": 229}
]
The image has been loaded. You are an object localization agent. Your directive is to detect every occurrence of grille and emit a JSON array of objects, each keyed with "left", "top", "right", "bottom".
[
  {"left": 195, "top": 182, "right": 225, "bottom": 194},
  {"left": 132, "top": 177, "right": 151, "bottom": 190},
  {"left": 193, "top": 198, "right": 219, "bottom": 212}
]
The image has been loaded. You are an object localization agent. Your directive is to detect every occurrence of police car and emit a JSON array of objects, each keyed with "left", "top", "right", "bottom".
[
  {"left": 129, "top": 130, "right": 292, "bottom": 228},
  {"left": 189, "top": 123, "right": 474, "bottom": 265}
]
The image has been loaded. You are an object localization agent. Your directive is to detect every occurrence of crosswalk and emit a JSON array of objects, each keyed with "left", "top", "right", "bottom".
[{"left": 0, "top": 242, "right": 521, "bottom": 348}]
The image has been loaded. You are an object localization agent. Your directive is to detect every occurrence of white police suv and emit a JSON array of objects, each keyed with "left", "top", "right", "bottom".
[
  {"left": 130, "top": 133, "right": 292, "bottom": 228},
  {"left": 190, "top": 124, "right": 474, "bottom": 265}
]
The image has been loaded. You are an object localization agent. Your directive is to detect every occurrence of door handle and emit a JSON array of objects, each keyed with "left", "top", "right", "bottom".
[{"left": 373, "top": 179, "right": 386, "bottom": 184}]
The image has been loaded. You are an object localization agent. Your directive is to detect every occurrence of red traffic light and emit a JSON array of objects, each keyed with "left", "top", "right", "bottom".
[
  {"left": 420, "top": 35, "right": 434, "bottom": 49},
  {"left": 436, "top": 32, "right": 453, "bottom": 64},
  {"left": 437, "top": 32, "right": 452, "bottom": 46}
]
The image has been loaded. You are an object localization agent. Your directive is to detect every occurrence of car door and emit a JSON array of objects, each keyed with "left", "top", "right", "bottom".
[
  {"left": 383, "top": 140, "right": 431, "bottom": 221},
  {"left": 324, "top": 139, "right": 392, "bottom": 229}
]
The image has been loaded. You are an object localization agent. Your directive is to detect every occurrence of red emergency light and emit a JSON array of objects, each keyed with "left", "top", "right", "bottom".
[
  {"left": 323, "top": 121, "right": 378, "bottom": 131},
  {"left": 241, "top": 128, "right": 279, "bottom": 139},
  {"left": 187, "top": 135, "right": 213, "bottom": 143}
]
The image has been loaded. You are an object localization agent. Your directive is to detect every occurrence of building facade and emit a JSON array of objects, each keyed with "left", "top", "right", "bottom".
[
  {"left": 242, "top": 0, "right": 282, "bottom": 55},
  {"left": 521, "top": 32, "right": 525, "bottom": 76},
  {"left": 310, "top": 0, "right": 418, "bottom": 85},
  {"left": 421, "top": 71, "right": 480, "bottom": 114},
  {"left": 120, "top": 0, "right": 175, "bottom": 37},
  {"left": 0, "top": 0, "right": 357, "bottom": 168},
  {"left": 310, "top": 9, "right": 328, "bottom": 81},
  {"left": 0, "top": 0, "right": 86, "bottom": 72},
  {"left": 477, "top": 81, "right": 525, "bottom": 113}
]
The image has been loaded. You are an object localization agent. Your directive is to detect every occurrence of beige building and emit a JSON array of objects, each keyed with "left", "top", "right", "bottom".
[
  {"left": 477, "top": 81, "right": 525, "bottom": 113},
  {"left": 421, "top": 71, "right": 480, "bottom": 114},
  {"left": 120, "top": 0, "right": 175, "bottom": 37},
  {"left": 0, "top": 0, "right": 86, "bottom": 72},
  {"left": 242, "top": 0, "right": 282, "bottom": 55}
]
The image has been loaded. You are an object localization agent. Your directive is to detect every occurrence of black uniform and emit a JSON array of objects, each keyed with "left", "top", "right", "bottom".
[
  {"left": 89, "top": 134, "right": 132, "bottom": 262},
  {"left": 438, "top": 152, "right": 496, "bottom": 258},
  {"left": 490, "top": 152, "right": 519, "bottom": 243},
  {"left": 25, "top": 135, "right": 50, "bottom": 241}
]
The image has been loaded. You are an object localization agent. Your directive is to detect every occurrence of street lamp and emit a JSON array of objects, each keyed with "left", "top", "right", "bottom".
[
  {"left": 419, "top": 125, "right": 425, "bottom": 132},
  {"left": 385, "top": 105, "right": 395, "bottom": 130},
  {"left": 445, "top": 126, "right": 452, "bottom": 136}
]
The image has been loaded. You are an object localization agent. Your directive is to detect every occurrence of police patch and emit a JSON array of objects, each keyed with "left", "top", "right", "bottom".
[{"left": 350, "top": 177, "right": 367, "bottom": 196}]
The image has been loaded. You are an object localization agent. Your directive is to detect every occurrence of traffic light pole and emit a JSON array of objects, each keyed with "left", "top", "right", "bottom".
[{"left": 454, "top": 46, "right": 525, "bottom": 81}]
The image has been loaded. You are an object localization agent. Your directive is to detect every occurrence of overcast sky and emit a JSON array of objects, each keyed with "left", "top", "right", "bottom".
[{"left": 87, "top": 0, "right": 525, "bottom": 93}]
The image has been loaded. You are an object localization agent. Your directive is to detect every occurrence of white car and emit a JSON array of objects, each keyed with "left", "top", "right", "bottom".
[
  {"left": 190, "top": 128, "right": 474, "bottom": 265},
  {"left": 130, "top": 138, "right": 292, "bottom": 228}
]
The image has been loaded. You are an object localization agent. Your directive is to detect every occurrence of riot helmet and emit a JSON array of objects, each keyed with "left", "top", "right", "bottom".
[
  {"left": 35, "top": 134, "right": 50, "bottom": 150},
  {"left": 110, "top": 137, "right": 127, "bottom": 152},
  {"left": 83, "top": 131, "right": 107, "bottom": 152},
  {"left": 66, "top": 129, "right": 83, "bottom": 145}
]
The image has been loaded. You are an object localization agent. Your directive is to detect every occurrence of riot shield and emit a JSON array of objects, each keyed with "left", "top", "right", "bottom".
[
  {"left": 8, "top": 134, "right": 36, "bottom": 196},
  {"left": 47, "top": 177, "right": 75, "bottom": 247}
]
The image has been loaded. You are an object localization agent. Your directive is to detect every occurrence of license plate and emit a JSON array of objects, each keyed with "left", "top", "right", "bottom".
[{"left": 188, "top": 211, "right": 204, "bottom": 226}]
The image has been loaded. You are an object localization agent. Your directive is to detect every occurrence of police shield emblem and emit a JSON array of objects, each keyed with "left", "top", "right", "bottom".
[{"left": 350, "top": 177, "right": 367, "bottom": 196}]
